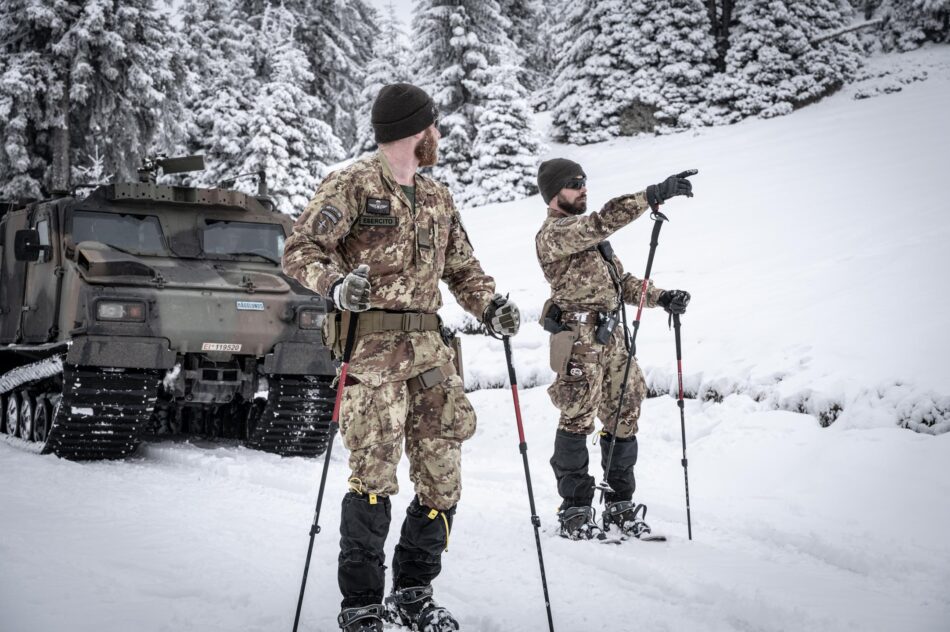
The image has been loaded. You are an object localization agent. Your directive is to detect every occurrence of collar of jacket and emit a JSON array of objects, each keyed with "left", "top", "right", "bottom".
[{"left": 376, "top": 150, "right": 436, "bottom": 207}]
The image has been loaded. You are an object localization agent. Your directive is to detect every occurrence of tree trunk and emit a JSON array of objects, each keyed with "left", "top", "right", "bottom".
[
  {"left": 49, "top": 78, "right": 70, "bottom": 193},
  {"left": 706, "top": 0, "right": 734, "bottom": 74}
]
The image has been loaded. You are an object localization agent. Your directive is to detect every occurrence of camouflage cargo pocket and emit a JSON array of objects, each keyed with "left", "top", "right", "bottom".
[
  {"left": 547, "top": 363, "right": 592, "bottom": 419},
  {"left": 339, "top": 381, "right": 403, "bottom": 451},
  {"left": 440, "top": 374, "right": 476, "bottom": 442}
]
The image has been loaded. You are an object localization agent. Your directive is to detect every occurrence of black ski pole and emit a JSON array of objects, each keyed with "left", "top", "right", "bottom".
[
  {"left": 599, "top": 210, "right": 668, "bottom": 502},
  {"left": 502, "top": 336, "right": 555, "bottom": 632},
  {"left": 671, "top": 312, "right": 693, "bottom": 540},
  {"left": 292, "top": 311, "right": 360, "bottom": 632}
]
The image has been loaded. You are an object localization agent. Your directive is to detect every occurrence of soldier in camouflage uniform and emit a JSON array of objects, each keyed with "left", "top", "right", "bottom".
[
  {"left": 534, "top": 158, "right": 693, "bottom": 541},
  {"left": 283, "top": 83, "right": 520, "bottom": 632}
]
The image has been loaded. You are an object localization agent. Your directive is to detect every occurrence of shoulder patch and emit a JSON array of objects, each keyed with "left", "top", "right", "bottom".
[
  {"left": 315, "top": 204, "right": 342, "bottom": 234},
  {"left": 555, "top": 216, "right": 579, "bottom": 226}
]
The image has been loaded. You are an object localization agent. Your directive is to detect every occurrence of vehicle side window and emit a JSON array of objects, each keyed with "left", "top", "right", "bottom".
[{"left": 36, "top": 218, "right": 50, "bottom": 263}]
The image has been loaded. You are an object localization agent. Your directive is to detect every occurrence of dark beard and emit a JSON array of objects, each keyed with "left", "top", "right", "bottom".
[
  {"left": 555, "top": 192, "right": 587, "bottom": 215},
  {"left": 415, "top": 128, "right": 438, "bottom": 166}
]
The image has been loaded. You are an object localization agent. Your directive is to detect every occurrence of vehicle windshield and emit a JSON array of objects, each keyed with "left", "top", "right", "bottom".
[
  {"left": 71, "top": 211, "right": 169, "bottom": 256},
  {"left": 201, "top": 220, "right": 285, "bottom": 264}
]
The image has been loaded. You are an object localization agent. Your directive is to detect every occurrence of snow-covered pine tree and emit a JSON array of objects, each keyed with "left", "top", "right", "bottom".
[
  {"left": 351, "top": 2, "right": 413, "bottom": 157},
  {"left": 876, "top": 0, "right": 950, "bottom": 50},
  {"left": 470, "top": 64, "right": 543, "bottom": 205},
  {"left": 550, "top": 0, "right": 715, "bottom": 144},
  {"left": 237, "top": 0, "right": 378, "bottom": 150},
  {"left": 414, "top": 0, "right": 540, "bottom": 206},
  {"left": 0, "top": 0, "right": 185, "bottom": 198},
  {"left": 180, "top": 0, "right": 259, "bottom": 188},
  {"left": 709, "top": 0, "right": 865, "bottom": 119},
  {"left": 499, "top": 0, "right": 545, "bottom": 91},
  {"left": 241, "top": 4, "right": 343, "bottom": 216}
]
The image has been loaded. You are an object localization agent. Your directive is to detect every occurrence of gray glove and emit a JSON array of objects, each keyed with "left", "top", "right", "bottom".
[
  {"left": 484, "top": 293, "right": 521, "bottom": 337},
  {"left": 332, "top": 264, "right": 371, "bottom": 312}
]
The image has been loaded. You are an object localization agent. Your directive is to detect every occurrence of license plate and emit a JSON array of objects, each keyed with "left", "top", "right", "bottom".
[
  {"left": 236, "top": 301, "right": 265, "bottom": 311},
  {"left": 201, "top": 343, "right": 242, "bottom": 352}
]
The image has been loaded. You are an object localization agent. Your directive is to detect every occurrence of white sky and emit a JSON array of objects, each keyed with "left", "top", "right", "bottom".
[{"left": 369, "top": 0, "right": 415, "bottom": 29}]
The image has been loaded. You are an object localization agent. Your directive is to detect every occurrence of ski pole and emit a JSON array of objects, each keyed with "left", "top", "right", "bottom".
[
  {"left": 292, "top": 310, "right": 360, "bottom": 632},
  {"left": 599, "top": 210, "right": 668, "bottom": 502},
  {"left": 502, "top": 336, "right": 555, "bottom": 632},
  {"left": 671, "top": 312, "right": 693, "bottom": 540}
]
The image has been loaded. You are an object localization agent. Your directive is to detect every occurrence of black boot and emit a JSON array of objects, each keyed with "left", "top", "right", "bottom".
[
  {"left": 600, "top": 432, "right": 638, "bottom": 504},
  {"left": 338, "top": 604, "right": 386, "bottom": 632},
  {"left": 338, "top": 492, "right": 392, "bottom": 609},
  {"left": 556, "top": 505, "right": 605, "bottom": 541},
  {"left": 392, "top": 496, "right": 454, "bottom": 589},
  {"left": 384, "top": 584, "right": 459, "bottom": 631},
  {"left": 603, "top": 501, "right": 664, "bottom": 541},
  {"left": 550, "top": 429, "right": 595, "bottom": 508}
]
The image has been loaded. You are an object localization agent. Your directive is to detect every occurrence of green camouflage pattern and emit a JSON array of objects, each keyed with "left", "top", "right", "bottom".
[
  {"left": 283, "top": 151, "right": 495, "bottom": 319},
  {"left": 547, "top": 321, "right": 646, "bottom": 438},
  {"left": 340, "top": 340, "right": 475, "bottom": 510},
  {"left": 535, "top": 192, "right": 665, "bottom": 312},
  {"left": 283, "top": 151, "right": 493, "bottom": 509}
]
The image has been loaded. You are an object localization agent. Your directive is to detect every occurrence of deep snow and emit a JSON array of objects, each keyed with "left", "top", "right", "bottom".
[{"left": 2, "top": 47, "right": 950, "bottom": 632}]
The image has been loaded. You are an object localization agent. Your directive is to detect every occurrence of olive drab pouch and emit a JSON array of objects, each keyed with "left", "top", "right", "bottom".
[
  {"left": 322, "top": 312, "right": 343, "bottom": 358},
  {"left": 549, "top": 327, "right": 579, "bottom": 376},
  {"left": 451, "top": 336, "right": 464, "bottom": 388}
]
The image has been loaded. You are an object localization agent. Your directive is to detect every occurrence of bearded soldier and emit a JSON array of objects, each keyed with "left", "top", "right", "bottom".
[
  {"left": 283, "top": 83, "right": 520, "bottom": 632},
  {"left": 534, "top": 158, "right": 693, "bottom": 541}
]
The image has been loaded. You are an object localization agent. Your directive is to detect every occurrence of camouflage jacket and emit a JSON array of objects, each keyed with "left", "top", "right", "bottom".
[
  {"left": 283, "top": 152, "right": 496, "bottom": 318},
  {"left": 535, "top": 192, "right": 664, "bottom": 313}
]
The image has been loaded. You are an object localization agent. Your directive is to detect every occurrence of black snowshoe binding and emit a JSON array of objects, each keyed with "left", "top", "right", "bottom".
[
  {"left": 556, "top": 505, "right": 606, "bottom": 541},
  {"left": 384, "top": 584, "right": 459, "bottom": 631},
  {"left": 338, "top": 604, "right": 386, "bottom": 632},
  {"left": 603, "top": 501, "right": 666, "bottom": 542}
]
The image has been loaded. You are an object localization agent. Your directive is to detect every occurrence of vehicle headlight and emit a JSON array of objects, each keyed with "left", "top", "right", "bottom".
[
  {"left": 297, "top": 308, "right": 324, "bottom": 330},
  {"left": 96, "top": 300, "right": 146, "bottom": 322}
]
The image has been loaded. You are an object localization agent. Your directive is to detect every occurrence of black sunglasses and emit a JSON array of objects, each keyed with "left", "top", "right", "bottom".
[{"left": 563, "top": 178, "right": 586, "bottom": 190}]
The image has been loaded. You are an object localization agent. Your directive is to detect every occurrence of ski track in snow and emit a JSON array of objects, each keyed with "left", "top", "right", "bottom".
[{"left": 3, "top": 48, "right": 950, "bottom": 631}]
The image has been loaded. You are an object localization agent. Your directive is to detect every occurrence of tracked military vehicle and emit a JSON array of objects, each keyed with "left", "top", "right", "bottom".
[{"left": 0, "top": 156, "right": 337, "bottom": 460}]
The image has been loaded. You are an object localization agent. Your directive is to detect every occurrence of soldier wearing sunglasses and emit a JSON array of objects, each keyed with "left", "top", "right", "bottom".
[{"left": 534, "top": 158, "right": 695, "bottom": 541}]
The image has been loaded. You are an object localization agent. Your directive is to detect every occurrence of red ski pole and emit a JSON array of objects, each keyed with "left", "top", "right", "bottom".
[
  {"left": 293, "top": 310, "right": 360, "bottom": 631},
  {"left": 503, "top": 336, "right": 555, "bottom": 632}
]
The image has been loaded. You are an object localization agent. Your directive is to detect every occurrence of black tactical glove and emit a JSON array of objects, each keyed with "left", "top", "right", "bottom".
[
  {"left": 484, "top": 293, "right": 521, "bottom": 337},
  {"left": 332, "top": 264, "right": 371, "bottom": 312},
  {"left": 657, "top": 289, "right": 690, "bottom": 315},
  {"left": 646, "top": 169, "right": 697, "bottom": 210}
]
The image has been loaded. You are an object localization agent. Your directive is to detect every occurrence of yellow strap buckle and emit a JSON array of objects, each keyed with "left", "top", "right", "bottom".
[
  {"left": 427, "top": 509, "right": 439, "bottom": 520},
  {"left": 369, "top": 493, "right": 377, "bottom": 505}
]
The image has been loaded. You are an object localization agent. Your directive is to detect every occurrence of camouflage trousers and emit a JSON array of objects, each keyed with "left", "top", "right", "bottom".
[
  {"left": 339, "top": 330, "right": 476, "bottom": 511},
  {"left": 547, "top": 321, "right": 646, "bottom": 438}
]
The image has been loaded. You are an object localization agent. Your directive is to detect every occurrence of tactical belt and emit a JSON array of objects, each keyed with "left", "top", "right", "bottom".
[
  {"left": 342, "top": 310, "right": 441, "bottom": 336},
  {"left": 407, "top": 361, "right": 455, "bottom": 394}
]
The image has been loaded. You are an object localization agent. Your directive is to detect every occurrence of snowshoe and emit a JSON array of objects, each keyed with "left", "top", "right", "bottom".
[
  {"left": 384, "top": 585, "right": 459, "bottom": 631},
  {"left": 603, "top": 501, "right": 667, "bottom": 542},
  {"left": 338, "top": 604, "right": 386, "bottom": 632},
  {"left": 556, "top": 505, "right": 607, "bottom": 541}
]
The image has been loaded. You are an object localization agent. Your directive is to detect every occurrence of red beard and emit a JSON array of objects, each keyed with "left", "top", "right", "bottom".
[{"left": 415, "top": 128, "right": 438, "bottom": 167}]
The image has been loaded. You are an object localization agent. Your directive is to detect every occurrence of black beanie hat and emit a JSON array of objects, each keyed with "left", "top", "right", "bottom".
[
  {"left": 372, "top": 83, "right": 437, "bottom": 143},
  {"left": 537, "top": 158, "right": 586, "bottom": 204}
]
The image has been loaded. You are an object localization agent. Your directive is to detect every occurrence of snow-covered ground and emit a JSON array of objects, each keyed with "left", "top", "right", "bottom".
[{"left": 2, "top": 48, "right": 950, "bottom": 631}]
